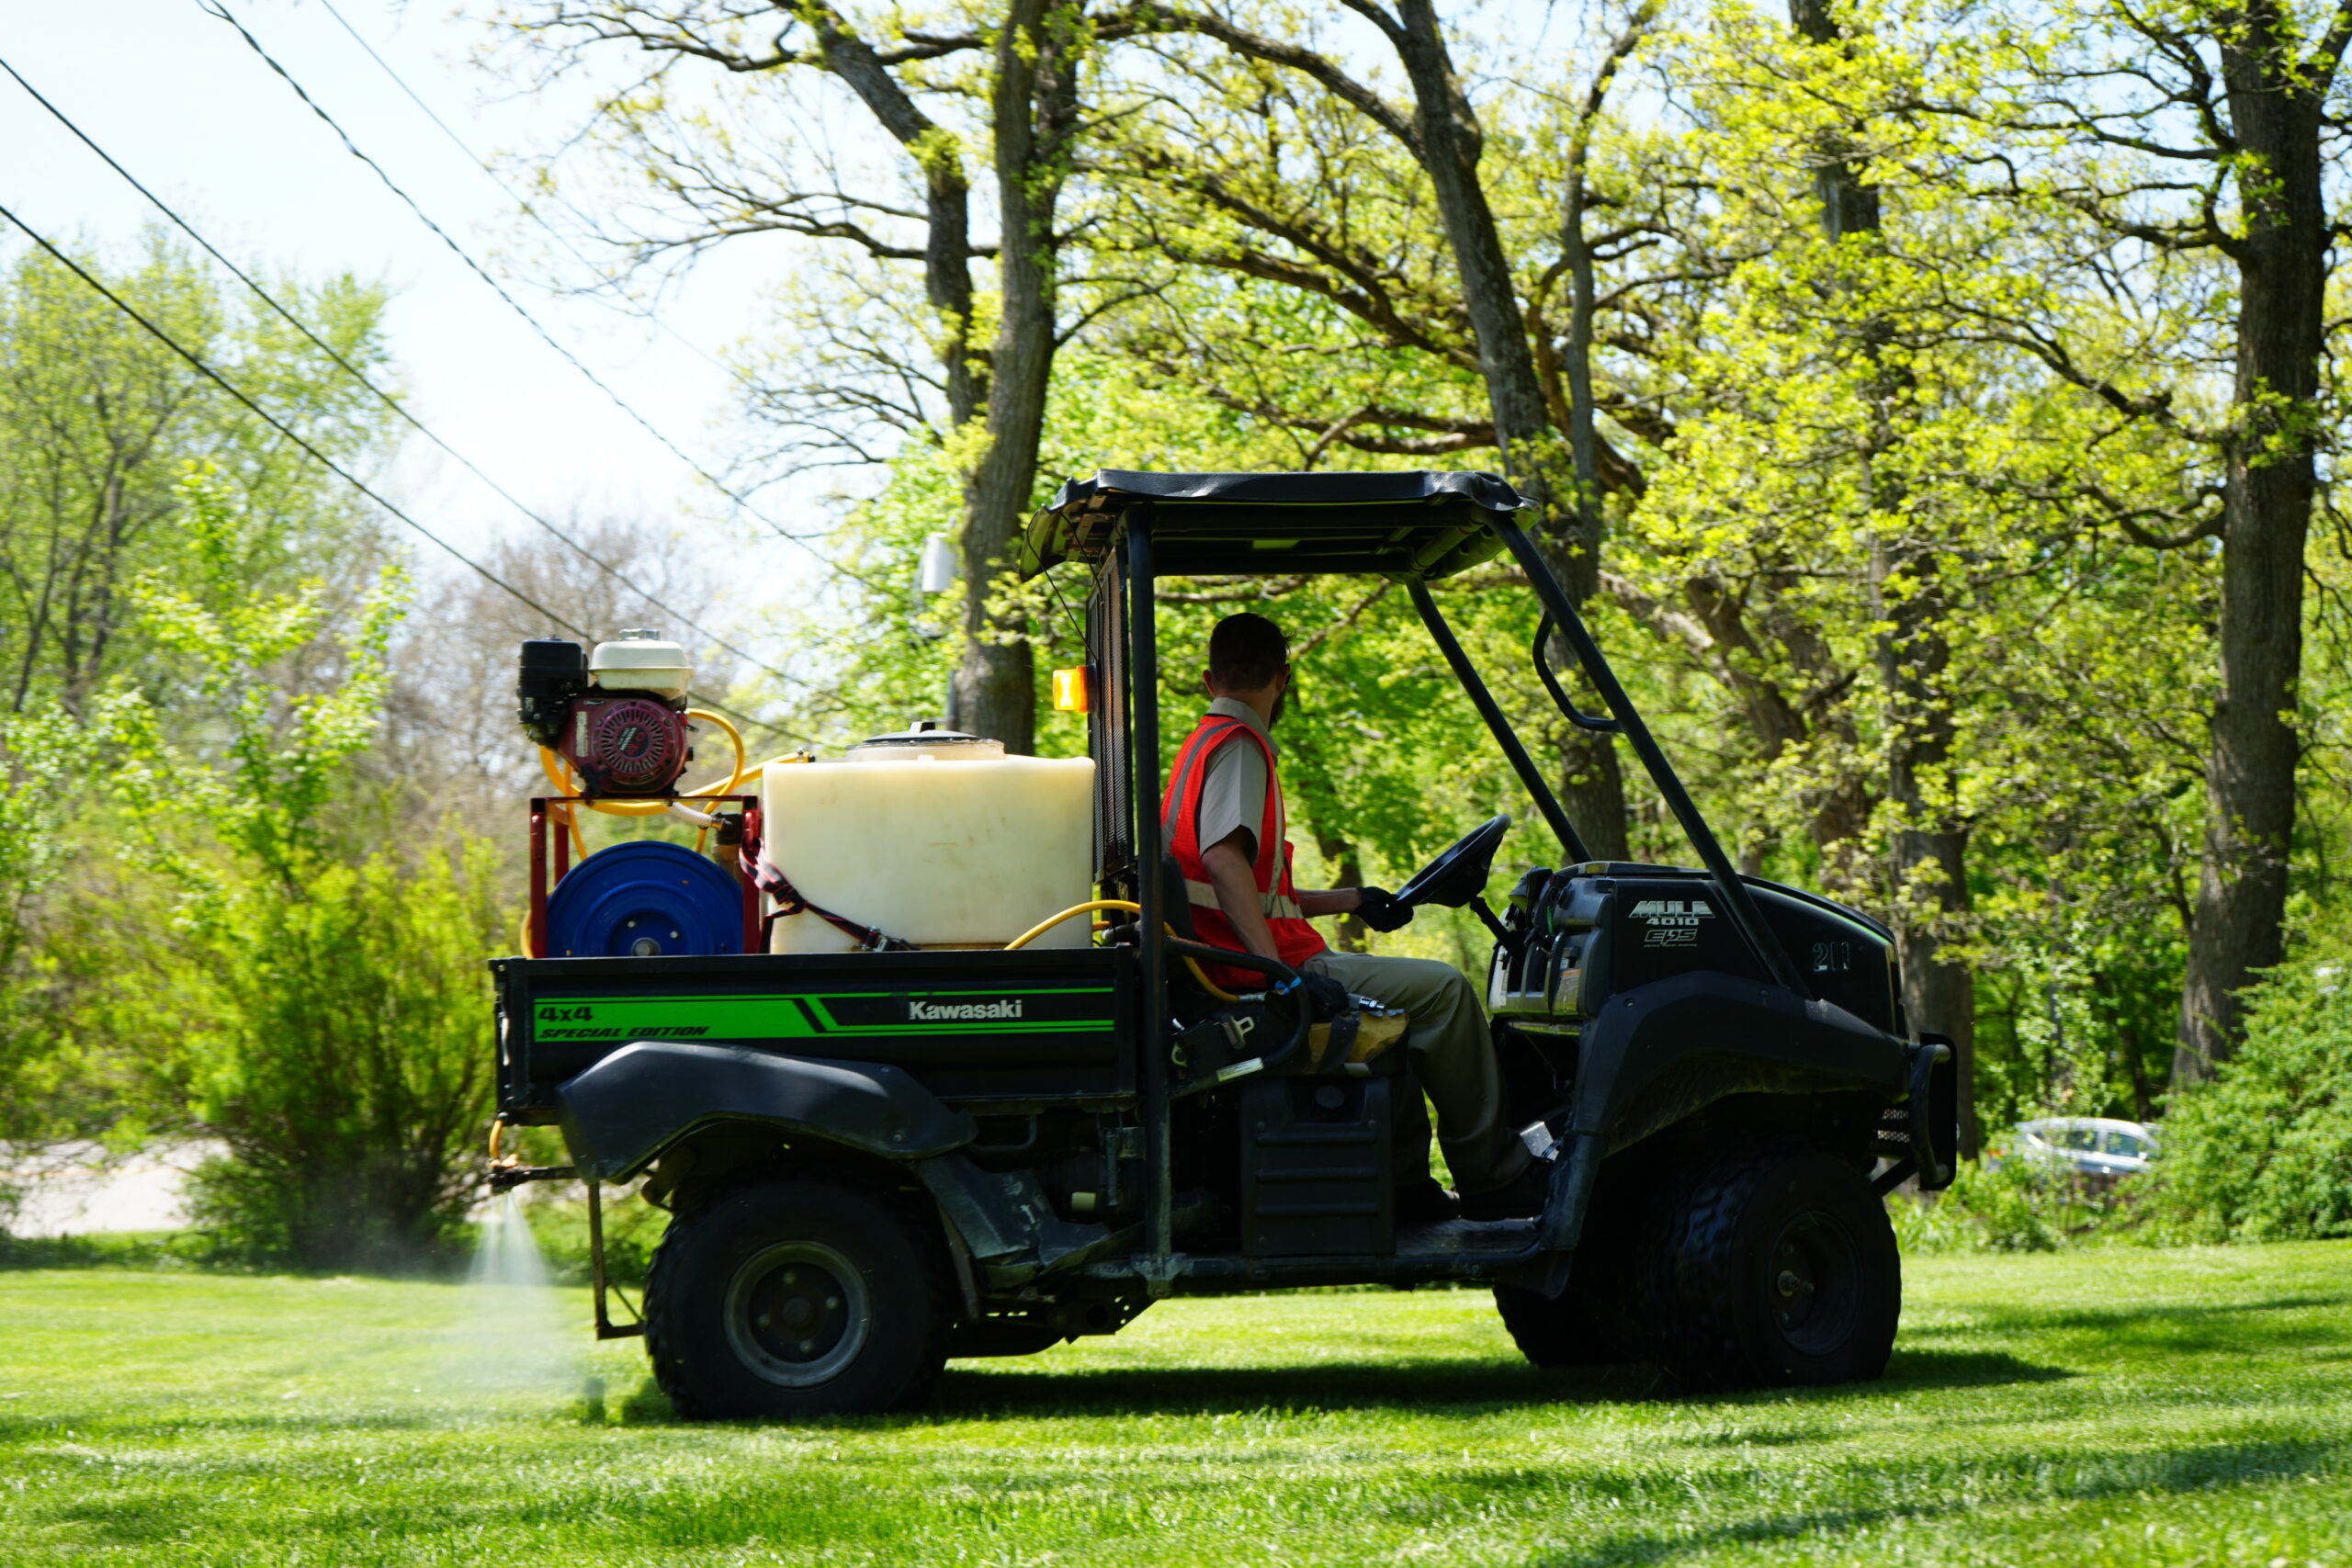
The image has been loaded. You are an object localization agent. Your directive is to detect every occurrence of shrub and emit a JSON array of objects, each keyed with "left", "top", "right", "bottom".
[
  {"left": 1890, "top": 1156, "right": 2096, "bottom": 1253},
  {"left": 165, "top": 842, "right": 506, "bottom": 1269},
  {"left": 79, "top": 467, "right": 508, "bottom": 1269},
  {"left": 2142, "top": 943, "right": 2352, "bottom": 1243}
]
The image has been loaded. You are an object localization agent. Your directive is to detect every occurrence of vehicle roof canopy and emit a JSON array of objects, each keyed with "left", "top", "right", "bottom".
[{"left": 1018, "top": 469, "right": 1529, "bottom": 581}]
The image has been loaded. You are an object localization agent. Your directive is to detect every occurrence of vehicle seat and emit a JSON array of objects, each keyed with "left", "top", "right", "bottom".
[
  {"left": 1160, "top": 852, "right": 1200, "bottom": 942},
  {"left": 1159, "top": 854, "right": 1408, "bottom": 1076}
]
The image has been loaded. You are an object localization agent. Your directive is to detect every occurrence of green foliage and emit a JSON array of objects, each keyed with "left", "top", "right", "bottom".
[
  {"left": 166, "top": 846, "right": 508, "bottom": 1269},
  {"left": 0, "top": 231, "right": 394, "bottom": 711},
  {"left": 71, "top": 469, "right": 505, "bottom": 1268},
  {"left": 1904, "top": 1157, "right": 2114, "bottom": 1254},
  {"left": 0, "top": 235, "right": 421, "bottom": 1241},
  {"left": 2143, "top": 934, "right": 2352, "bottom": 1244},
  {"left": 514, "top": 1189, "right": 666, "bottom": 1289},
  {"left": 0, "top": 706, "right": 97, "bottom": 1147}
]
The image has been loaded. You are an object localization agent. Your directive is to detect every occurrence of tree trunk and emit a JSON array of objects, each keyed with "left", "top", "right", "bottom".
[
  {"left": 1792, "top": 0, "right": 1975, "bottom": 1149},
  {"left": 2175, "top": 0, "right": 2333, "bottom": 1086},
  {"left": 809, "top": 11, "right": 988, "bottom": 430},
  {"left": 953, "top": 0, "right": 1081, "bottom": 755},
  {"left": 813, "top": 14, "right": 988, "bottom": 434},
  {"left": 808, "top": 6, "right": 1021, "bottom": 740},
  {"left": 1390, "top": 0, "right": 1627, "bottom": 855}
]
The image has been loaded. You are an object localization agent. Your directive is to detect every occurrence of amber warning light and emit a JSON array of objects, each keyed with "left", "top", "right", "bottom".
[{"left": 1052, "top": 667, "right": 1091, "bottom": 713}]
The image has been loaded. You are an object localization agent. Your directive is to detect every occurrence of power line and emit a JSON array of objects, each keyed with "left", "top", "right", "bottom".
[
  {"left": 311, "top": 0, "right": 737, "bottom": 382},
  {"left": 196, "top": 0, "right": 818, "bottom": 546},
  {"left": 0, "top": 199, "right": 812, "bottom": 750},
  {"left": 0, "top": 49, "right": 814, "bottom": 700}
]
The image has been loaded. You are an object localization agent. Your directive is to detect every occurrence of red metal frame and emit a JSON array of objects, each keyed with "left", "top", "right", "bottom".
[{"left": 526, "top": 794, "right": 763, "bottom": 958}]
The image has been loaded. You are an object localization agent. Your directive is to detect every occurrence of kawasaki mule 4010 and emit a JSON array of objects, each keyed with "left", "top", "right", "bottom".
[{"left": 488, "top": 470, "right": 1957, "bottom": 1419}]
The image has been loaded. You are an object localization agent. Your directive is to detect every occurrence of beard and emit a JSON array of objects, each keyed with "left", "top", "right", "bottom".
[{"left": 1269, "top": 687, "right": 1287, "bottom": 728}]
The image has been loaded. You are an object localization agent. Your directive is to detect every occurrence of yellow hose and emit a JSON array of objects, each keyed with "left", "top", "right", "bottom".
[
  {"left": 1003, "top": 899, "right": 1139, "bottom": 950},
  {"left": 1003, "top": 899, "right": 1240, "bottom": 1003}
]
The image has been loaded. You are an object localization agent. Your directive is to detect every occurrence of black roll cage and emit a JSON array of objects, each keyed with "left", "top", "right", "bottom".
[{"left": 1060, "top": 480, "right": 1815, "bottom": 1269}]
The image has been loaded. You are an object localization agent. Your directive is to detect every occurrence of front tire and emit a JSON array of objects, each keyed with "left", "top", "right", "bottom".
[
  {"left": 1641, "top": 1150, "right": 1899, "bottom": 1391},
  {"left": 1494, "top": 1281, "right": 1632, "bottom": 1368},
  {"left": 1494, "top": 1188, "right": 1646, "bottom": 1369},
  {"left": 644, "top": 1177, "right": 944, "bottom": 1420}
]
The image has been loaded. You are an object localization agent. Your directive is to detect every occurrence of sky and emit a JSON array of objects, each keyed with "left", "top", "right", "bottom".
[{"left": 0, "top": 0, "right": 827, "bottom": 657}]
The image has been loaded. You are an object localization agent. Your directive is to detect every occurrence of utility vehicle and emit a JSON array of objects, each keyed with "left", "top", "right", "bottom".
[{"left": 489, "top": 469, "right": 1957, "bottom": 1419}]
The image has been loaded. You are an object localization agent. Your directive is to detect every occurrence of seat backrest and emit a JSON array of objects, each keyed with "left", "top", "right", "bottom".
[{"left": 1160, "top": 852, "right": 1200, "bottom": 941}]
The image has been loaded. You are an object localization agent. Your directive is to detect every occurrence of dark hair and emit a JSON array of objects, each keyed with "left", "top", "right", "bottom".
[{"left": 1207, "top": 613, "right": 1289, "bottom": 692}]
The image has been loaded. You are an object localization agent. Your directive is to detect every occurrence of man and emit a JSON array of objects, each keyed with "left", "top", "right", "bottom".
[{"left": 1161, "top": 612, "right": 1550, "bottom": 1222}]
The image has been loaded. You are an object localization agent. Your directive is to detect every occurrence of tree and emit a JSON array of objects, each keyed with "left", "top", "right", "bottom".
[
  {"left": 78, "top": 470, "right": 502, "bottom": 1267},
  {"left": 1121, "top": 0, "right": 1651, "bottom": 852},
  {"left": 0, "top": 706, "right": 97, "bottom": 1169},
  {"left": 0, "top": 232, "right": 393, "bottom": 714},
  {"left": 486, "top": 0, "right": 1112, "bottom": 754},
  {"left": 1927, "top": 0, "right": 2352, "bottom": 1082}
]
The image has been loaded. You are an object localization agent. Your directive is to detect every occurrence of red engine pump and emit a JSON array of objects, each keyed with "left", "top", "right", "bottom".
[
  {"left": 559, "top": 694, "right": 690, "bottom": 796},
  {"left": 517, "top": 633, "right": 695, "bottom": 798}
]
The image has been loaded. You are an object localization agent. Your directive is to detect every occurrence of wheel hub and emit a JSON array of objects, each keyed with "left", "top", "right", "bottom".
[
  {"left": 724, "top": 1243, "right": 870, "bottom": 1388},
  {"left": 1767, "top": 1212, "right": 1860, "bottom": 1357}
]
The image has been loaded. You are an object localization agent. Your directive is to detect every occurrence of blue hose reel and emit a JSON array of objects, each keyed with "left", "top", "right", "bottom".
[{"left": 545, "top": 840, "right": 746, "bottom": 958}]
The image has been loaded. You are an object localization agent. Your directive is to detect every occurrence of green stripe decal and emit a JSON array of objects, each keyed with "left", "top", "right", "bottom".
[{"left": 531, "top": 987, "right": 1115, "bottom": 1043}]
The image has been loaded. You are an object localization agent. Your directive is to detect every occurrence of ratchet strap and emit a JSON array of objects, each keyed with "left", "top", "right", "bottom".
[{"left": 738, "top": 829, "right": 916, "bottom": 953}]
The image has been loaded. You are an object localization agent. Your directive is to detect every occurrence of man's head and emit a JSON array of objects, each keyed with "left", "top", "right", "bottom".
[{"left": 1204, "top": 612, "right": 1291, "bottom": 726}]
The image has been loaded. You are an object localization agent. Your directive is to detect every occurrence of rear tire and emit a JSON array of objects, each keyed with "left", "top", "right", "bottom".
[
  {"left": 644, "top": 1177, "right": 944, "bottom": 1420},
  {"left": 1641, "top": 1150, "right": 1899, "bottom": 1391}
]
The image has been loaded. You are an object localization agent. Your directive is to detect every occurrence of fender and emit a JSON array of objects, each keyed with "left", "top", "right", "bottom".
[
  {"left": 555, "top": 1040, "right": 978, "bottom": 1182},
  {"left": 1534, "top": 972, "right": 1906, "bottom": 1256},
  {"left": 1573, "top": 970, "right": 1906, "bottom": 1152}
]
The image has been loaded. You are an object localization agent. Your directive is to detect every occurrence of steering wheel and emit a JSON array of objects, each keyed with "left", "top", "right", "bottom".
[{"left": 1393, "top": 815, "right": 1512, "bottom": 909}]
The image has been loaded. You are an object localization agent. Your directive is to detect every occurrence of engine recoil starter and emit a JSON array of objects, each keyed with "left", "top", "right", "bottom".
[{"left": 559, "top": 694, "right": 692, "bottom": 797}]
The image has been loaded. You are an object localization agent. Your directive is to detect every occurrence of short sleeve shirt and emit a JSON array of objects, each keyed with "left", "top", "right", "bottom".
[{"left": 1196, "top": 696, "right": 1280, "bottom": 865}]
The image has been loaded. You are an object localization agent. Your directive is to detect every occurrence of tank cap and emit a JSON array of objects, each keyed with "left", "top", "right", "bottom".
[
  {"left": 848, "top": 719, "right": 1006, "bottom": 760},
  {"left": 855, "top": 720, "right": 991, "bottom": 747}
]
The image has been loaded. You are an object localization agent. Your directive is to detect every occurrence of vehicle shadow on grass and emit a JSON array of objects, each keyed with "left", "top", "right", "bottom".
[
  {"left": 1515, "top": 1437, "right": 2348, "bottom": 1568},
  {"left": 931, "top": 1346, "right": 2067, "bottom": 1418},
  {"left": 603, "top": 1346, "right": 2066, "bottom": 1427}
]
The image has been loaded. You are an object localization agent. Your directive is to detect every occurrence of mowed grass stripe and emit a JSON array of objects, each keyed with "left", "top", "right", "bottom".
[{"left": 0, "top": 1244, "right": 2346, "bottom": 1564}]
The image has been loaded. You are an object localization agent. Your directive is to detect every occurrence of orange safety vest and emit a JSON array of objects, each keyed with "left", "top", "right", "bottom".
[{"left": 1161, "top": 711, "right": 1328, "bottom": 991}]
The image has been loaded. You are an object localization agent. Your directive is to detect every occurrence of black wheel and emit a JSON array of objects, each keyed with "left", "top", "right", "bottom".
[
  {"left": 1641, "top": 1150, "right": 1899, "bottom": 1391},
  {"left": 643, "top": 1176, "right": 944, "bottom": 1420},
  {"left": 1493, "top": 1190, "right": 1645, "bottom": 1369},
  {"left": 1494, "top": 1282, "right": 1634, "bottom": 1368}
]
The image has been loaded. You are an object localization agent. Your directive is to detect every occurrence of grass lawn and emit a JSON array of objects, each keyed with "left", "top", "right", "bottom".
[{"left": 0, "top": 1242, "right": 2347, "bottom": 1565}]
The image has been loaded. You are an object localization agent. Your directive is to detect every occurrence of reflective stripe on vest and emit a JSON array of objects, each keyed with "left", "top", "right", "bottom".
[
  {"left": 1160, "top": 712, "right": 1328, "bottom": 986},
  {"left": 1182, "top": 877, "right": 1305, "bottom": 921}
]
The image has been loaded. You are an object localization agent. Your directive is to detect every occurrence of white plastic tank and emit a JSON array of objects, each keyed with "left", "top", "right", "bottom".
[{"left": 763, "top": 725, "right": 1095, "bottom": 953}]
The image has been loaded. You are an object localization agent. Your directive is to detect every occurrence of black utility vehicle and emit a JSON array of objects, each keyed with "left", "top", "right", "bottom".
[{"left": 490, "top": 470, "right": 1957, "bottom": 1419}]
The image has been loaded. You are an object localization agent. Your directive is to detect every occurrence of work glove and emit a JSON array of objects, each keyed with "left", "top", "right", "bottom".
[
  {"left": 1355, "top": 886, "right": 1414, "bottom": 932},
  {"left": 1282, "top": 970, "right": 1354, "bottom": 1022}
]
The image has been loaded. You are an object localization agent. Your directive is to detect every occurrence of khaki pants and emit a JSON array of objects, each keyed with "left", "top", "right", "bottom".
[{"left": 1306, "top": 951, "right": 1531, "bottom": 1195}]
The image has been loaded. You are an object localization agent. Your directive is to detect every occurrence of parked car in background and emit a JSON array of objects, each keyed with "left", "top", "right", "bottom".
[{"left": 1995, "top": 1118, "right": 2161, "bottom": 1189}]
